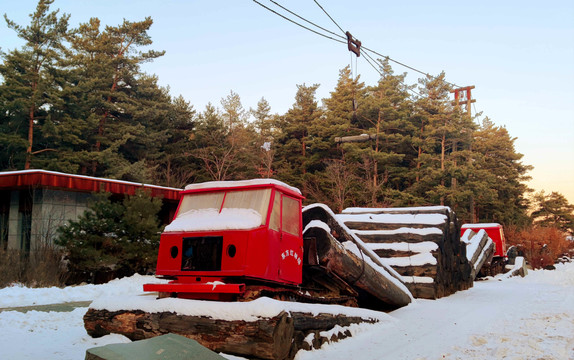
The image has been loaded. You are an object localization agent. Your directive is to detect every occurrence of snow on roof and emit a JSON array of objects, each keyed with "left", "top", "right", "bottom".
[
  {"left": 461, "top": 223, "right": 501, "bottom": 229},
  {"left": 163, "top": 208, "right": 262, "bottom": 232},
  {"left": 336, "top": 213, "right": 447, "bottom": 226},
  {"left": 184, "top": 179, "right": 301, "bottom": 196}
]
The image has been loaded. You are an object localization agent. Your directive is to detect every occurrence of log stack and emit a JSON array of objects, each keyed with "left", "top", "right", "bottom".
[{"left": 336, "top": 206, "right": 473, "bottom": 299}]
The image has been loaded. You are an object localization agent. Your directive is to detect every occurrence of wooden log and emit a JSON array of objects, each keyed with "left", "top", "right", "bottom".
[
  {"left": 390, "top": 264, "right": 438, "bottom": 278},
  {"left": 356, "top": 232, "right": 444, "bottom": 244},
  {"left": 334, "top": 134, "right": 378, "bottom": 143},
  {"left": 341, "top": 221, "right": 443, "bottom": 231},
  {"left": 371, "top": 249, "right": 418, "bottom": 258},
  {"left": 84, "top": 309, "right": 294, "bottom": 360},
  {"left": 404, "top": 282, "right": 436, "bottom": 300}
]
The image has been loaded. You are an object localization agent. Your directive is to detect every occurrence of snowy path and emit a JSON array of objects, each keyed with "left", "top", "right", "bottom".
[
  {"left": 296, "top": 264, "right": 574, "bottom": 360},
  {"left": 0, "top": 264, "right": 573, "bottom": 360}
]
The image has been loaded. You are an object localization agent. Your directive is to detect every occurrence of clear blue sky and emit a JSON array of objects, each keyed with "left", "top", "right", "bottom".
[{"left": 2, "top": 0, "right": 573, "bottom": 204}]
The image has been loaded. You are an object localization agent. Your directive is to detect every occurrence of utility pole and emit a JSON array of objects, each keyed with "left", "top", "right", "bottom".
[
  {"left": 451, "top": 86, "right": 477, "bottom": 222},
  {"left": 451, "top": 86, "right": 475, "bottom": 121}
]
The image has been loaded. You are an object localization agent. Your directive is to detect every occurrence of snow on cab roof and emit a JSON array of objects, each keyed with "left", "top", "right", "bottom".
[
  {"left": 461, "top": 223, "right": 502, "bottom": 228},
  {"left": 184, "top": 179, "right": 302, "bottom": 196}
]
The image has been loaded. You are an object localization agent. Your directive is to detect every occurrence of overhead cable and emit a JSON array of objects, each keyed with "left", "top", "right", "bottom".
[{"left": 253, "top": 0, "right": 460, "bottom": 89}]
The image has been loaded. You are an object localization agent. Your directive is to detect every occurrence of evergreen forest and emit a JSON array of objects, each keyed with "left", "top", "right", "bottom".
[{"left": 1, "top": 0, "right": 571, "bottom": 232}]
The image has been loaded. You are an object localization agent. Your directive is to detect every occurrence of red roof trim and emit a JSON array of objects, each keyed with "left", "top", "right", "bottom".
[{"left": 0, "top": 170, "right": 181, "bottom": 201}]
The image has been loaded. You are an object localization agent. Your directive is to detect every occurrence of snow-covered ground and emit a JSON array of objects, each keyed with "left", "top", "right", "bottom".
[{"left": 1, "top": 264, "right": 573, "bottom": 360}]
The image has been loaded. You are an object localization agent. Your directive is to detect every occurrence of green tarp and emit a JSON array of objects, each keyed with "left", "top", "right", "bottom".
[{"left": 85, "top": 333, "right": 226, "bottom": 360}]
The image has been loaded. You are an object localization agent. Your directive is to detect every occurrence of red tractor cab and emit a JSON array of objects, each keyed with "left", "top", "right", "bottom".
[
  {"left": 144, "top": 179, "right": 304, "bottom": 300},
  {"left": 461, "top": 223, "right": 507, "bottom": 259}
]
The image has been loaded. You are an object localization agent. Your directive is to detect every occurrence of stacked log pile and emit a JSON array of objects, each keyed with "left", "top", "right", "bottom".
[
  {"left": 336, "top": 206, "right": 473, "bottom": 299},
  {"left": 460, "top": 229, "right": 495, "bottom": 279}
]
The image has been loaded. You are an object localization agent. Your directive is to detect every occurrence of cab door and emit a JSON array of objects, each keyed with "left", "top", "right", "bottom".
[{"left": 277, "top": 194, "right": 303, "bottom": 284}]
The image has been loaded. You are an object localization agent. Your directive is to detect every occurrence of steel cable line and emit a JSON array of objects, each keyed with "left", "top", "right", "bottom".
[
  {"left": 252, "top": 0, "right": 346, "bottom": 45},
  {"left": 362, "top": 46, "right": 460, "bottom": 88},
  {"left": 268, "top": 0, "right": 345, "bottom": 40},
  {"left": 362, "top": 50, "right": 422, "bottom": 97},
  {"left": 313, "top": 0, "right": 346, "bottom": 35}
]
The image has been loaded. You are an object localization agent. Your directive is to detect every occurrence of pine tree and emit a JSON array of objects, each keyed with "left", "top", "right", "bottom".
[
  {"left": 274, "top": 84, "right": 323, "bottom": 192},
  {"left": 67, "top": 16, "right": 165, "bottom": 179},
  {"left": 0, "top": 0, "right": 69, "bottom": 169},
  {"left": 192, "top": 102, "right": 257, "bottom": 181},
  {"left": 251, "top": 97, "right": 276, "bottom": 178},
  {"left": 408, "top": 73, "right": 456, "bottom": 206},
  {"left": 343, "top": 61, "right": 415, "bottom": 206},
  {"left": 531, "top": 191, "right": 574, "bottom": 235},
  {"left": 470, "top": 118, "right": 532, "bottom": 224},
  {"left": 57, "top": 190, "right": 163, "bottom": 281},
  {"left": 152, "top": 95, "right": 196, "bottom": 187}
]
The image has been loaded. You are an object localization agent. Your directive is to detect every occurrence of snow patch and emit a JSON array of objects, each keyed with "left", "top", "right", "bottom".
[
  {"left": 336, "top": 213, "right": 447, "bottom": 225},
  {"left": 383, "top": 252, "right": 437, "bottom": 267},
  {"left": 303, "top": 220, "right": 331, "bottom": 234},
  {"left": 366, "top": 242, "right": 438, "bottom": 253},
  {"left": 353, "top": 227, "right": 443, "bottom": 236},
  {"left": 90, "top": 295, "right": 391, "bottom": 323}
]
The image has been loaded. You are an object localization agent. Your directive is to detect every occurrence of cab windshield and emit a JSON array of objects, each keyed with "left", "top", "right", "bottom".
[{"left": 175, "top": 188, "right": 272, "bottom": 226}]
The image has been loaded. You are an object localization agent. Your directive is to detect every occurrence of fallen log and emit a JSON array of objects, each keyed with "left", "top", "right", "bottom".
[{"left": 304, "top": 224, "right": 412, "bottom": 310}]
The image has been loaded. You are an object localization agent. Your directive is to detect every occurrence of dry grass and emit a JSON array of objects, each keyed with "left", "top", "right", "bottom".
[
  {"left": 0, "top": 244, "right": 68, "bottom": 288},
  {"left": 505, "top": 226, "right": 570, "bottom": 269}
]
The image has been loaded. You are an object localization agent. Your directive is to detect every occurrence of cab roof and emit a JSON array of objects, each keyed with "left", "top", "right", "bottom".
[{"left": 183, "top": 179, "right": 303, "bottom": 199}]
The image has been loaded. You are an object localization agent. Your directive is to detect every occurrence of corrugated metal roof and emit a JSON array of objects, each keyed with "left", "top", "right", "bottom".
[{"left": 0, "top": 169, "right": 182, "bottom": 201}]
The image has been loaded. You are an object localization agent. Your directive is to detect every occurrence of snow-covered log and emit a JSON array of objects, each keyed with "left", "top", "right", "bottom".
[
  {"left": 501, "top": 256, "right": 528, "bottom": 279},
  {"left": 84, "top": 304, "right": 379, "bottom": 360},
  {"left": 461, "top": 229, "right": 495, "bottom": 279}
]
